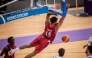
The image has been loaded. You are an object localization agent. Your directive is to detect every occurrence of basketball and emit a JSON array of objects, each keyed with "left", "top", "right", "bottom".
[{"left": 62, "top": 35, "right": 70, "bottom": 43}]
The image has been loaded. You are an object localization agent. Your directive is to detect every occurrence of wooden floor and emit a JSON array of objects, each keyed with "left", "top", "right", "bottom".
[
  {"left": 15, "top": 40, "right": 87, "bottom": 58},
  {"left": 0, "top": 7, "right": 92, "bottom": 58}
]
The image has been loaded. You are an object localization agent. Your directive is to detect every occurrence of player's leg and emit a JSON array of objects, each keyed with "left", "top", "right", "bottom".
[
  {"left": 8, "top": 35, "right": 42, "bottom": 56},
  {"left": 19, "top": 45, "right": 31, "bottom": 50},
  {"left": 16, "top": 36, "right": 41, "bottom": 50},
  {"left": 8, "top": 45, "right": 32, "bottom": 56},
  {"left": 20, "top": 35, "right": 41, "bottom": 50},
  {"left": 24, "top": 38, "right": 49, "bottom": 58}
]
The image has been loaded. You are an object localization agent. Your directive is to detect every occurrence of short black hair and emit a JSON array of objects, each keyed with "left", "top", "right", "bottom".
[
  {"left": 88, "top": 46, "right": 92, "bottom": 54},
  {"left": 7, "top": 36, "right": 13, "bottom": 43},
  {"left": 50, "top": 16, "right": 58, "bottom": 23},
  {"left": 58, "top": 48, "right": 65, "bottom": 56}
]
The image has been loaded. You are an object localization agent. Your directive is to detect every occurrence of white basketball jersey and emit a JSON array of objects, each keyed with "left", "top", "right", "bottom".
[
  {"left": 86, "top": 55, "right": 92, "bottom": 58},
  {"left": 54, "top": 56, "right": 62, "bottom": 58},
  {"left": 88, "top": 36, "right": 92, "bottom": 46}
]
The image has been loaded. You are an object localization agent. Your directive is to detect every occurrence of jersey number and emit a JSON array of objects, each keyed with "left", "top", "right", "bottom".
[{"left": 46, "top": 31, "right": 51, "bottom": 37}]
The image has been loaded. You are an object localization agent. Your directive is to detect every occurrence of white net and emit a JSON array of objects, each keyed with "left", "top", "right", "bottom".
[{"left": 35, "top": 0, "right": 62, "bottom": 12}]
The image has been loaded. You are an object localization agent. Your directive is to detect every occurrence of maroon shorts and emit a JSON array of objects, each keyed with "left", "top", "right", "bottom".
[{"left": 30, "top": 35, "right": 49, "bottom": 53}]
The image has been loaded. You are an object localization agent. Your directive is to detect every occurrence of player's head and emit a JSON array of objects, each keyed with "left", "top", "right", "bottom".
[
  {"left": 58, "top": 48, "right": 65, "bottom": 57},
  {"left": 50, "top": 16, "right": 58, "bottom": 24},
  {"left": 88, "top": 46, "right": 92, "bottom": 54},
  {"left": 7, "top": 36, "right": 15, "bottom": 45}
]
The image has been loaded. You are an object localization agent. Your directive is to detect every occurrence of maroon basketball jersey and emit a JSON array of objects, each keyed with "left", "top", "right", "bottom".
[
  {"left": 4, "top": 44, "right": 16, "bottom": 58},
  {"left": 42, "top": 23, "right": 57, "bottom": 43}
]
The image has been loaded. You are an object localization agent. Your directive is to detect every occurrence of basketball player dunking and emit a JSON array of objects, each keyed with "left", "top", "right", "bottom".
[{"left": 8, "top": 4, "right": 70, "bottom": 58}]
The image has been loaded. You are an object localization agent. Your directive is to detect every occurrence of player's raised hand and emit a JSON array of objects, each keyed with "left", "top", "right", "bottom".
[{"left": 66, "top": 4, "right": 70, "bottom": 8}]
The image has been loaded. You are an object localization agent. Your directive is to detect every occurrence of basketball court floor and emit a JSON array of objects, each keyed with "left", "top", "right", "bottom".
[{"left": 0, "top": 7, "right": 92, "bottom": 58}]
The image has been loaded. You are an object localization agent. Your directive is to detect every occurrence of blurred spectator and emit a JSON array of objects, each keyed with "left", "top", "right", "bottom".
[{"left": 0, "top": 0, "right": 8, "bottom": 14}]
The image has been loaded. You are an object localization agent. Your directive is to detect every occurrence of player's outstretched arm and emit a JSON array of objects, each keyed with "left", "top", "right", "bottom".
[
  {"left": 57, "top": 4, "right": 70, "bottom": 29},
  {"left": 8, "top": 45, "right": 31, "bottom": 56},
  {"left": 45, "top": 13, "right": 57, "bottom": 25}
]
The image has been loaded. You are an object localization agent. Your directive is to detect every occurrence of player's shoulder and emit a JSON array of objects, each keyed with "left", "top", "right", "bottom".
[{"left": 3, "top": 46, "right": 9, "bottom": 51}]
